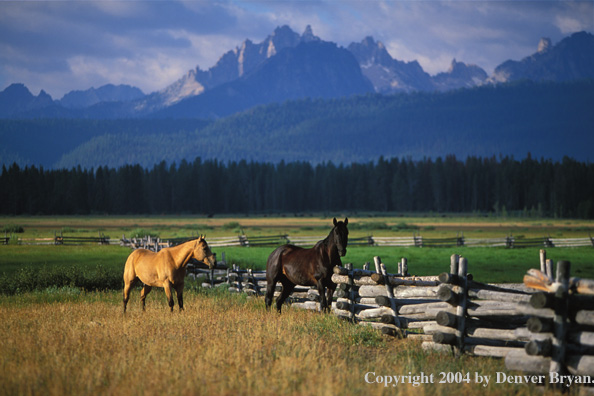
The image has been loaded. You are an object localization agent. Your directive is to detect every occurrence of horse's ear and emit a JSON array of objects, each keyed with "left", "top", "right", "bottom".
[
  {"left": 344, "top": 217, "right": 348, "bottom": 226},
  {"left": 333, "top": 217, "right": 338, "bottom": 226}
]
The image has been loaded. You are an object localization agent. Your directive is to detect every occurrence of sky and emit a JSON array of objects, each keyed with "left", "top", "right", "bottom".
[{"left": 1, "top": 0, "right": 592, "bottom": 99}]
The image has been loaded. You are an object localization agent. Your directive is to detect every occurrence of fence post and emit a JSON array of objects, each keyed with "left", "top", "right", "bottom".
[
  {"left": 454, "top": 257, "right": 469, "bottom": 357},
  {"left": 376, "top": 256, "right": 403, "bottom": 337},
  {"left": 545, "top": 259, "right": 554, "bottom": 279},
  {"left": 549, "top": 261, "right": 570, "bottom": 378},
  {"left": 450, "top": 253, "right": 459, "bottom": 275},
  {"left": 401, "top": 258, "right": 408, "bottom": 276},
  {"left": 345, "top": 263, "right": 356, "bottom": 322}
]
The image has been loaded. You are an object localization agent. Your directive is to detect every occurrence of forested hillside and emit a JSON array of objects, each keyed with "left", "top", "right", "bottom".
[
  {"left": 1, "top": 80, "right": 592, "bottom": 169},
  {"left": 0, "top": 119, "right": 210, "bottom": 168},
  {"left": 2, "top": 156, "right": 593, "bottom": 218}
]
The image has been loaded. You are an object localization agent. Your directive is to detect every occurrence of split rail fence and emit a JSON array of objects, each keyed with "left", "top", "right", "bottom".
[
  {"left": 4, "top": 232, "right": 593, "bottom": 248},
  {"left": 505, "top": 260, "right": 594, "bottom": 382},
  {"left": 117, "top": 234, "right": 594, "bottom": 250},
  {"left": 189, "top": 249, "right": 593, "bottom": 390}
]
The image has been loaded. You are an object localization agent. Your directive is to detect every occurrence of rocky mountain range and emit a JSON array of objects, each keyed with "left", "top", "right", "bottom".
[
  {"left": 347, "top": 36, "right": 435, "bottom": 92},
  {"left": 58, "top": 84, "right": 145, "bottom": 109},
  {"left": 0, "top": 27, "right": 592, "bottom": 119},
  {"left": 489, "top": 32, "right": 594, "bottom": 83}
]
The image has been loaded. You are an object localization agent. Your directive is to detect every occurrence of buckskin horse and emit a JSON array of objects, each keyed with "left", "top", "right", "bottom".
[
  {"left": 265, "top": 218, "right": 348, "bottom": 313},
  {"left": 123, "top": 236, "right": 216, "bottom": 313}
]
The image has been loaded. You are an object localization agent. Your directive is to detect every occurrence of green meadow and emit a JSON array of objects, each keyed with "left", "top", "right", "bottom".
[{"left": 1, "top": 215, "right": 592, "bottom": 292}]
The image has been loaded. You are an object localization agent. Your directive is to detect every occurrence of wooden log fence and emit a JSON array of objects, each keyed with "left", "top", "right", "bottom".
[
  {"left": 55, "top": 233, "right": 110, "bottom": 245},
  {"left": 505, "top": 260, "right": 594, "bottom": 387},
  {"left": 5, "top": 233, "right": 593, "bottom": 248},
  {"left": 168, "top": 246, "right": 594, "bottom": 390},
  {"left": 207, "top": 251, "right": 589, "bottom": 364},
  {"left": 419, "top": 254, "right": 534, "bottom": 358}
]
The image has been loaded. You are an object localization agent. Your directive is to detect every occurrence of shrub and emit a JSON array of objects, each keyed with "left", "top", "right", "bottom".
[
  {"left": 392, "top": 222, "right": 420, "bottom": 231},
  {"left": 0, "top": 265, "right": 123, "bottom": 295},
  {"left": 130, "top": 228, "right": 159, "bottom": 239},
  {"left": 348, "top": 222, "right": 389, "bottom": 231},
  {"left": 222, "top": 222, "right": 241, "bottom": 231},
  {"left": 2, "top": 225, "right": 24, "bottom": 233}
]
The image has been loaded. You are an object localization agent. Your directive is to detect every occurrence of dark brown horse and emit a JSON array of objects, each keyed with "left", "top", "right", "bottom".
[{"left": 265, "top": 217, "right": 348, "bottom": 313}]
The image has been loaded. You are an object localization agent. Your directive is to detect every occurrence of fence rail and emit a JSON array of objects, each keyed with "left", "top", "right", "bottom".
[
  {"left": 3, "top": 233, "right": 594, "bottom": 248},
  {"left": 55, "top": 235, "right": 110, "bottom": 245}
]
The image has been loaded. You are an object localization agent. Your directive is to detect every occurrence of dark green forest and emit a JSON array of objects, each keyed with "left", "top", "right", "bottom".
[{"left": 2, "top": 155, "right": 593, "bottom": 218}]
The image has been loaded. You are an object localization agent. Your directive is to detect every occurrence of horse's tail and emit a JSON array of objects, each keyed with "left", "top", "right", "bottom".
[
  {"left": 266, "top": 245, "right": 286, "bottom": 283},
  {"left": 122, "top": 250, "right": 140, "bottom": 313},
  {"left": 123, "top": 250, "right": 139, "bottom": 284}
]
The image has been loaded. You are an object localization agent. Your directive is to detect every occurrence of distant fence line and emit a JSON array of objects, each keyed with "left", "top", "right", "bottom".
[{"left": 2, "top": 233, "right": 594, "bottom": 248}]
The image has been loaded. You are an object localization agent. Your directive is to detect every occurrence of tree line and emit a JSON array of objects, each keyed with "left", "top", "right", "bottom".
[{"left": 1, "top": 155, "right": 593, "bottom": 218}]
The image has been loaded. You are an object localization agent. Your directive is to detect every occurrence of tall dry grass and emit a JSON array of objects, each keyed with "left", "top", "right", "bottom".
[{"left": 0, "top": 290, "right": 562, "bottom": 396}]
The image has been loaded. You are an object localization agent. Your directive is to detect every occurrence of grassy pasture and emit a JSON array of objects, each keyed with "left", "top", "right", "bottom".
[
  {"left": 0, "top": 288, "right": 560, "bottom": 396},
  {"left": 0, "top": 215, "right": 592, "bottom": 395},
  {"left": 1, "top": 243, "right": 593, "bottom": 287},
  {"left": 2, "top": 214, "right": 594, "bottom": 239}
]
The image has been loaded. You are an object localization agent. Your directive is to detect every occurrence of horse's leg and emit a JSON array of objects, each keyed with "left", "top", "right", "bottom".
[
  {"left": 276, "top": 277, "right": 295, "bottom": 313},
  {"left": 140, "top": 285, "right": 152, "bottom": 311},
  {"left": 163, "top": 281, "right": 175, "bottom": 312},
  {"left": 174, "top": 283, "right": 184, "bottom": 312},
  {"left": 123, "top": 277, "right": 138, "bottom": 314},
  {"left": 324, "top": 280, "right": 336, "bottom": 314},
  {"left": 265, "top": 247, "right": 284, "bottom": 311},
  {"left": 316, "top": 279, "right": 327, "bottom": 312},
  {"left": 265, "top": 279, "right": 277, "bottom": 311}
]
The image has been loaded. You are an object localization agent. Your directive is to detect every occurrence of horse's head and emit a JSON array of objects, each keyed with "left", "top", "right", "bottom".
[
  {"left": 332, "top": 217, "right": 349, "bottom": 257},
  {"left": 195, "top": 235, "right": 217, "bottom": 269}
]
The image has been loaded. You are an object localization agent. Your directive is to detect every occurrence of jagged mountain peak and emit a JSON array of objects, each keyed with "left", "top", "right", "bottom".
[
  {"left": 262, "top": 25, "right": 300, "bottom": 58},
  {"left": 348, "top": 36, "right": 391, "bottom": 63},
  {"left": 3, "top": 83, "right": 32, "bottom": 97},
  {"left": 448, "top": 58, "right": 462, "bottom": 72},
  {"left": 348, "top": 35, "right": 433, "bottom": 92},
  {"left": 433, "top": 59, "right": 488, "bottom": 91},
  {"left": 301, "top": 25, "right": 320, "bottom": 42},
  {"left": 447, "top": 59, "right": 486, "bottom": 75},
  {"left": 155, "top": 38, "right": 374, "bottom": 119},
  {"left": 538, "top": 37, "right": 552, "bottom": 53},
  {"left": 38, "top": 90, "right": 52, "bottom": 100},
  {"left": 139, "top": 25, "right": 305, "bottom": 111},
  {"left": 0, "top": 83, "right": 56, "bottom": 117},
  {"left": 58, "top": 84, "right": 144, "bottom": 108},
  {"left": 490, "top": 31, "right": 594, "bottom": 84}
]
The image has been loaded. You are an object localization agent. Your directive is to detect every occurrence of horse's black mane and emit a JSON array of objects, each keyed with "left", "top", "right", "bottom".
[{"left": 315, "top": 225, "right": 338, "bottom": 250}]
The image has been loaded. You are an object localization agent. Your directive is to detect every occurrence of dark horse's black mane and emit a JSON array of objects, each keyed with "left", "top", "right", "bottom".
[{"left": 313, "top": 237, "right": 330, "bottom": 250}]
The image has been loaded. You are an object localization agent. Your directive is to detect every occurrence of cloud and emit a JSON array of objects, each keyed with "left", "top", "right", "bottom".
[{"left": 0, "top": 0, "right": 592, "bottom": 98}]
